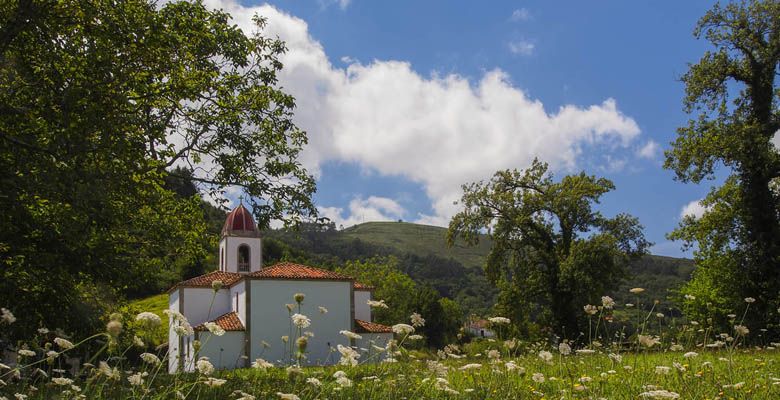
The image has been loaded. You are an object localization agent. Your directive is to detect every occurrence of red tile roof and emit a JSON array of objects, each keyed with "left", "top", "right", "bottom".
[
  {"left": 249, "top": 262, "right": 354, "bottom": 281},
  {"left": 170, "top": 271, "right": 243, "bottom": 292},
  {"left": 195, "top": 311, "right": 245, "bottom": 332},
  {"left": 354, "top": 319, "right": 393, "bottom": 334},
  {"left": 353, "top": 282, "right": 374, "bottom": 290},
  {"left": 222, "top": 204, "right": 258, "bottom": 236}
]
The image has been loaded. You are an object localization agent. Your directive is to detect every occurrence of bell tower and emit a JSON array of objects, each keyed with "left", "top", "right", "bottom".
[{"left": 218, "top": 202, "right": 262, "bottom": 274}]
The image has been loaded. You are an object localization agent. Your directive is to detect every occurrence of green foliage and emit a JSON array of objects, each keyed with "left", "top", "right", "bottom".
[
  {"left": 448, "top": 159, "right": 650, "bottom": 338},
  {"left": 665, "top": 0, "right": 780, "bottom": 334},
  {"left": 335, "top": 257, "right": 462, "bottom": 347},
  {"left": 0, "top": 0, "right": 315, "bottom": 339}
]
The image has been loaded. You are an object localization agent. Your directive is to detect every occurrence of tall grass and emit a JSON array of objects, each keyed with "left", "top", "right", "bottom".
[{"left": 1, "top": 291, "right": 778, "bottom": 399}]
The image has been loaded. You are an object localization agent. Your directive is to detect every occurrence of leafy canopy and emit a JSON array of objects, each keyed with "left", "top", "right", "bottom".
[
  {"left": 448, "top": 159, "right": 649, "bottom": 337},
  {"left": 665, "top": 0, "right": 780, "bottom": 332},
  {"left": 0, "top": 0, "right": 315, "bottom": 337}
]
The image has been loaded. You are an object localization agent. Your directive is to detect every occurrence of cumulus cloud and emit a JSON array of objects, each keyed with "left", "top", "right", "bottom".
[
  {"left": 198, "top": 1, "right": 643, "bottom": 226},
  {"left": 510, "top": 8, "right": 531, "bottom": 22},
  {"left": 319, "top": 196, "right": 405, "bottom": 227},
  {"left": 680, "top": 199, "right": 707, "bottom": 219},
  {"left": 637, "top": 140, "right": 660, "bottom": 159},
  {"left": 508, "top": 39, "right": 535, "bottom": 56}
]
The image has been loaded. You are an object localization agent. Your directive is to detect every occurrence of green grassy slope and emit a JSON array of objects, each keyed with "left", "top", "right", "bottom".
[{"left": 340, "top": 221, "right": 493, "bottom": 270}]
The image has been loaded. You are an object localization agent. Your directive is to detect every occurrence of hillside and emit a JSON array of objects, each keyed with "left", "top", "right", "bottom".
[
  {"left": 340, "top": 222, "right": 493, "bottom": 270},
  {"left": 263, "top": 221, "right": 695, "bottom": 317}
]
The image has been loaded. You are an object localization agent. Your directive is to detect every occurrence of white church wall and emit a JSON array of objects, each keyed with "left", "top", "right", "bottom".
[
  {"left": 182, "top": 288, "right": 230, "bottom": 327},
  {"left": 355, "top": 333, "right": 393, "bottom": 362},
  {"left": 230, "top": 280, "right": 247, "bottom": 323},
  {"left": 197, "top": 331, "right": 246, "bottom": 370},
  {"left": 221, "top": 236, "right": 262, "bottom": 274},
  {"left": 167, "top": 289, "right": 180, "bottom": 373},
  {"left": 249, "top": 280, "right": 352, "bottom": 366},
  {"left": 353, "top": 290, "right": 372, "bottom": 322}
]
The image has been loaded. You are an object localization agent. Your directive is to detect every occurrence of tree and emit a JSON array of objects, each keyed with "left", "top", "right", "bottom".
[
  {"left": 665, "top": 0, "right": 780, "bottom": 333},
  {"left": 0, "top": 0, "right": 316, "bottom": 337},
  {"left": 336, "top": 257, "right": 463, "bottom": 347},
  {"left": 447, "top": 159, "right": 649, "bottom": 338}
]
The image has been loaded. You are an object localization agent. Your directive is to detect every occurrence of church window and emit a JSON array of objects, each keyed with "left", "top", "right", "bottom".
[{"left": 238, "top": 245, "right": 250, "bottom": 272}]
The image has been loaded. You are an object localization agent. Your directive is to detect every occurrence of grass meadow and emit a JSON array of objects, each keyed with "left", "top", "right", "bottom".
[{"left": 2, "top": 294, "right": 779, "bottom": 399}]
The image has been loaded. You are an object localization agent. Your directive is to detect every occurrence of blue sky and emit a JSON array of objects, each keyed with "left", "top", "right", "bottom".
[{"left": 211, "top": 0, "right": 725, "bottom": 258}]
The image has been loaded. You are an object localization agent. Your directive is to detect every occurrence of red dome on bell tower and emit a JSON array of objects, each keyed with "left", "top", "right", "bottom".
[{"left": 221, "top": 203, "right": 259, "bottom": 237}]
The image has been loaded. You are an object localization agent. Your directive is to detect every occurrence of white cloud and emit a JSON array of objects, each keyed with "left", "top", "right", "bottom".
[
  {"left": 680, "top": 199, "right": 708, "bottom": 219},
  {"left": 510, "top": 8, "right": 531, "bottom": 22},
  {"left": 318, "top": 196, "right": 405, "bottom": 227},
  {"left": 637, "top": 140, "right": 660, "bottom": 159},
  {"left": 317, "top": 0, "right": 351, "bottom": 11},
  {"left": 508, "top": 40, "right": 535, "bottom": 56},
  {"left": 197, "top": 1, "right": 643, "bottom": 227}
]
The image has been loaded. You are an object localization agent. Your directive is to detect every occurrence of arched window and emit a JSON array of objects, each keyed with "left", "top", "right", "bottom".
[{"left": 237, "top": 244, "right": 250, "bottom": 272}]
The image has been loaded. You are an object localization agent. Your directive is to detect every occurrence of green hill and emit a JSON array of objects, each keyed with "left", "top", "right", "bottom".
[
  {"left": 340, "top": 222, "right": 493, "bottom": 270},
  {"left": 263, "top": 221, "right": 694, "bottom": 317}
]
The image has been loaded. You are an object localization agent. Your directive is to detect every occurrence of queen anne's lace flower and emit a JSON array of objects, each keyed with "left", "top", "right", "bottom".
[
  {"left": 392, "top": 324, "right": 414, "bottom": 335},
  {"left": 488, "top": 317, "right": 510, "bottom": 324},
  {"left": 252, "top": 358, "right": 273, "bottom": 370},
  {"left": 196, "top": 358, "right": 214, "bottom": 376},
  {"left": 54, "top": 338, "right": 74, "bottom": 350},
  {"left": 291, "top": 314, "right": 311, "bottom": 329},
  {"left": 340, "top": 330, "right": 362, "bottom": 340},
  {"left": 204, "top": 322, "right": 225, "bottom": 336},
  {"left": 0, "top": 308, "right": 16, "bottom": 324},
  {"left": 135, "top": 312, "right": 162, "bottom": 329}
]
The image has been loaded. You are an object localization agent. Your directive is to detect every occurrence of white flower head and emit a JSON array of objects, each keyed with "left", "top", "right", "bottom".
[
  {"left": 538, "top": 350, "right": 553, "bottom": 364},
  {"left": 1, "top": 308, "right": 16, "bottom": 325},
  {"left": 291, "top": 313, "right": 311, "bottom": 329},
  {"left": 252, "top": 358, "right": 273, "bottom": 370},
  {"left": 392, "top": 324, "right": 415, "bottom": 335},
  {"left": 367, "top": 300, "right": 388, "bottom": 309},
  {"left": 204, "top": 322, "right": 225, "bottom": 336},
  {"left": 488, "top": 316, "right": 510, "bottom": 325},
  {"left": 410, "top": 312, "right": 425, "bottom": 327},
  {"left": 140, "top": 353, "right": 161, "bottom": 365},
  {"left": 601, "top": 296, "right": 616, "bottom": 309},
  {"left": 196, "top": 357, "right": 214, "bottom": 375},
  {"left": 135, "top": 312, "right": 162, "bottom": 329},
  {"left": 340, "top": 330, "right": 362, "bottom": 340},
  {"left": 54, "top": 338, "right": 74, "bottom": 350}
]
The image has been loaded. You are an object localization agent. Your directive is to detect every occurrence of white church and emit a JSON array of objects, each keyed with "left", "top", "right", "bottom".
[{"left": 167, "top": 203, "right": 393, "bottom": 373}]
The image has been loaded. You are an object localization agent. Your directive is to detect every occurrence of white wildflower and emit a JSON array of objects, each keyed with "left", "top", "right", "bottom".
[
  {"left": 488, "top": 316, "right": 510, "bottom": 324},
  {"left": 196, "top": 357, "right": 214, "bottom": 375},
  {"left": 601, "top": 296, "right": 615, "bottom": 309},
  {"left": 203, "top": 377, "right": 226, "bottom": 387},
  {"left": 639, "top": 389, "right": 680, "bottom": 399},
  {"left": 367, "top": 300, "right": 388, "bottom": 309},
  {"left": 135, "top": 312, "right": 161, "bottom": 329},
  {"left": 538, "top": 350, "right": 553, "bottom": 363},
  {"left": 410, "top": 312, "right": 425, "bottom": 327},
  {"left": 392, "top": 324, "right": 414, "bottom": 335},
  {"left": 140, "top": 353, "right": 161, "bottom": 365},
  {"left": 204, "top": 322, "right": 225, "bottom": 336},
  {"left": 54, "top": 338, "right": 74, "bottom": 350},
  {"left": 291, "top": 314, "right": 311, "bottom": 329},
  {"left": 127, "top": 373, "right": 145, "bottom": 386},
  {"left": 252, "top": 358, "right": 273, "bottom": 370},
  {"left": 1, "top": 308, "right": 16, "bottom": 324},
  {"left": 340, "top": 330, "right": 362, "bottom": 340}
]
